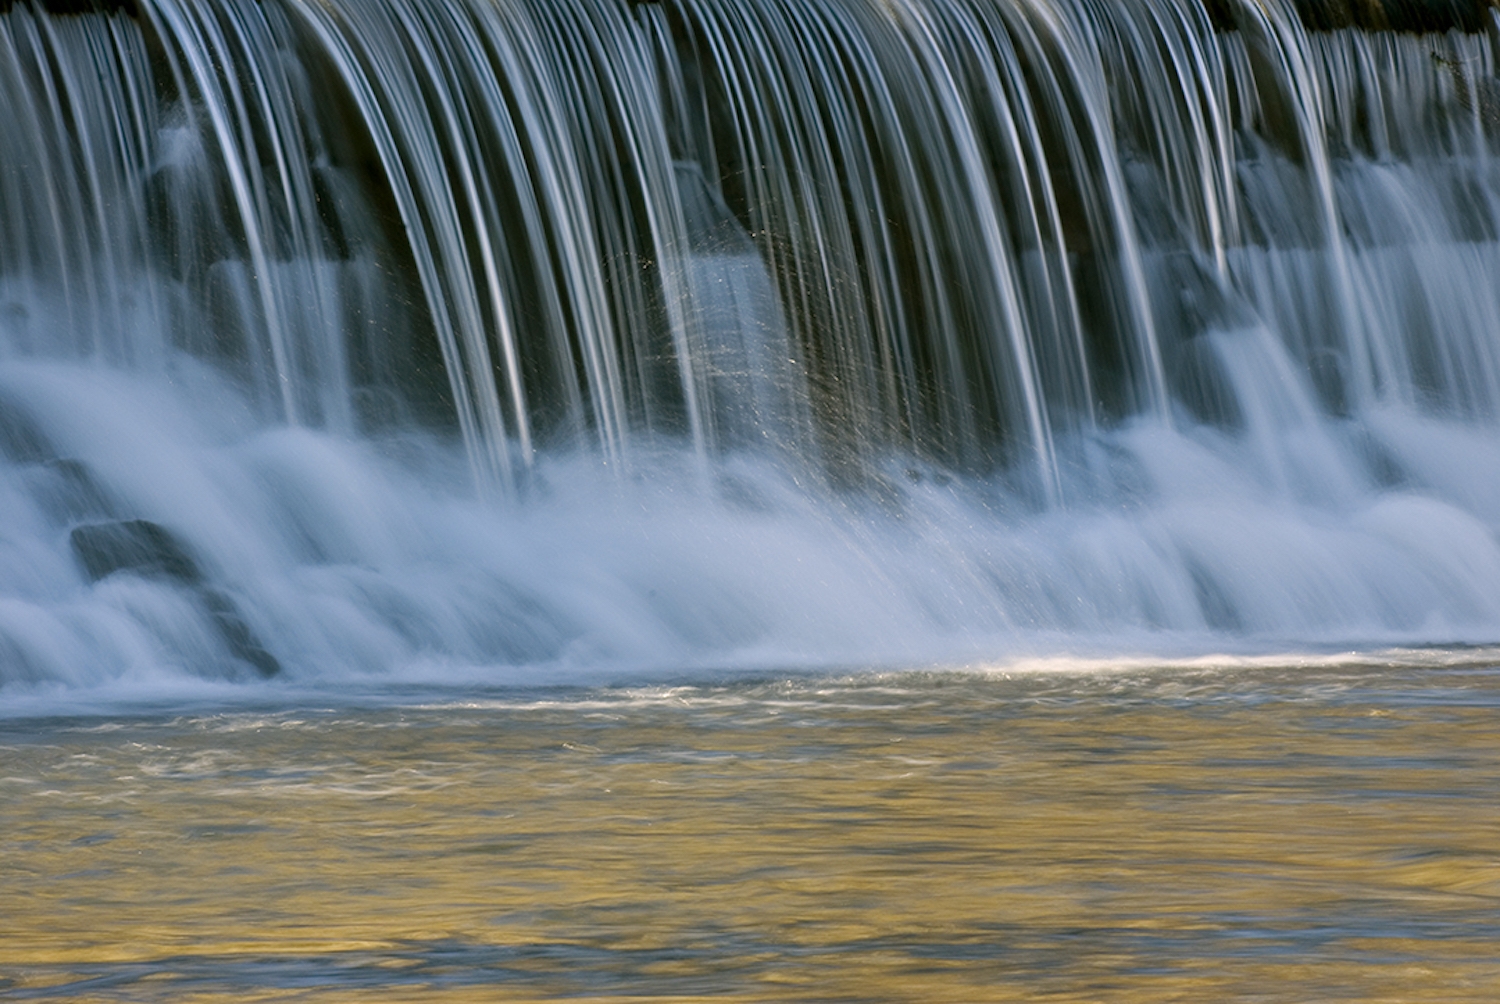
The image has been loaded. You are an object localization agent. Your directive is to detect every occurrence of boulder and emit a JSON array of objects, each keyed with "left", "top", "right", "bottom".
[
  {"left": 70, "top": 520, "right": 280, "bottom": 677},
  {"left": 0, "top": 397, "right": 50, "bottom": 464},
  {"left": 70, "top": 519, "right": 202, "bottom": 584},
  {"left": 202, "top": 589, "right": 282, "bottom": 678}
]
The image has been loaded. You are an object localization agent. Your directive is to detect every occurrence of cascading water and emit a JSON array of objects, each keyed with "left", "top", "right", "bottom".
[{"left": 4, "top": 0, "right": 1500, "bottom": 697}]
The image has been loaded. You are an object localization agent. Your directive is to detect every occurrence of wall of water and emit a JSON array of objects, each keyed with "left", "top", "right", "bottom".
[{"left": 3, "top": 0, "right": 1500, "bottom": 695}]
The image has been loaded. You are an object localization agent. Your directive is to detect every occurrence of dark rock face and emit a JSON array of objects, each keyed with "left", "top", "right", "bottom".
[
  {"left": 202, "top": 589, "right": 283, "bottom": 679},
  {"left": 1286, "top": 0, "right": 1492, "bottom": 33},
  {"left": 70, "top": 520, "right": 281, "bottom": 677},
  {"left": 0, "top": 1, "right": 139, "bottom": 16},
  {"left": 71, "top": 519, "right": 203, "bottom": 585},
  {"left": 1201, "top": 0, "right": 1493, "bottom": 33},
  {"left": 0, "top": 398, "right": 50, "bottom": 464}
]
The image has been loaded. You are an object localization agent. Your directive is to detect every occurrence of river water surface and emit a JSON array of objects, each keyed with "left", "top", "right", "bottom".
[{"left": 5, "top": 654, "right": 1500, "bottom": 1001}]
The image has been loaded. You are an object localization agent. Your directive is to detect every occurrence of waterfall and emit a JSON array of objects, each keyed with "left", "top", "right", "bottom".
[{"left": 4, "top": 0, "right": 1500, "bottom": 694}]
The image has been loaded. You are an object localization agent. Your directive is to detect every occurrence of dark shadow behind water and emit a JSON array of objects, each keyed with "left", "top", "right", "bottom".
[{"left": 5, "top": 662, "right": 1500, "bottom": 1001}]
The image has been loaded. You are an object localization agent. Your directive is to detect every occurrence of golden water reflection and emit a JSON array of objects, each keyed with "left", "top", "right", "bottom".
[{"left": 4, "top": 664, "right": 1500, "bottom": 1001}]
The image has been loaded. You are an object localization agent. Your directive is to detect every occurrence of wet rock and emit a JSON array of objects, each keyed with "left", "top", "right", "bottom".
[
  {"left": 0, "top": 1, "right": 140, "bottom": 16},
  {"left": 70, "top": 519, "right": 202, "bottom": 584},
  {"left": 202, "top": 589, "right": 282, "bottom": 678},
  {"left": 0, "top": 397, "right": 50, "bottom": 464},
  {"left": 70, "top": 520, "right": 282, "bottom": 677},
  {"left": 1290, "top": 0, "right": 1492, "bottom": 33}
]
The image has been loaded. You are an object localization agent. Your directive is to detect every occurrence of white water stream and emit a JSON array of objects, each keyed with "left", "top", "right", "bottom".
[{"left": 3, "top": 0, "right": 1500, "bottom": 697}]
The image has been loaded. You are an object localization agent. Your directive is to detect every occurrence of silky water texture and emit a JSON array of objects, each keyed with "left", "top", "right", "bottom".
[{"left": 4, "top": 0, "right": 1500, "bottom": 681}]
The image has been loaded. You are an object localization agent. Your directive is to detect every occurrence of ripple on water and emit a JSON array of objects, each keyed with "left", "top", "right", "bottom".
[{"left": 4, "top": 663, "right": 1500, "bottom": 1001}]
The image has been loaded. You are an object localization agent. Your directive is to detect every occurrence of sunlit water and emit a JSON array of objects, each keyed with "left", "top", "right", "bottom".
[{"left": 6, "top": 657, "right": 1500, "bottom": 1002}]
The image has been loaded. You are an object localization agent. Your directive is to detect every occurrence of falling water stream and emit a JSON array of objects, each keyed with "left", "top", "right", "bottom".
[{"left": 2, "top": 0, "right": 1500, "bottom": 688}]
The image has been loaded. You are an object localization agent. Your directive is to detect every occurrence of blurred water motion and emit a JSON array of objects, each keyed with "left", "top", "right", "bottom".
[
  {"left": 5, "top": 663, "right": 1500, "bottom": 1001},
  {"left": 8, "top": 1, "right": 1500, "bottom": 690}
]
